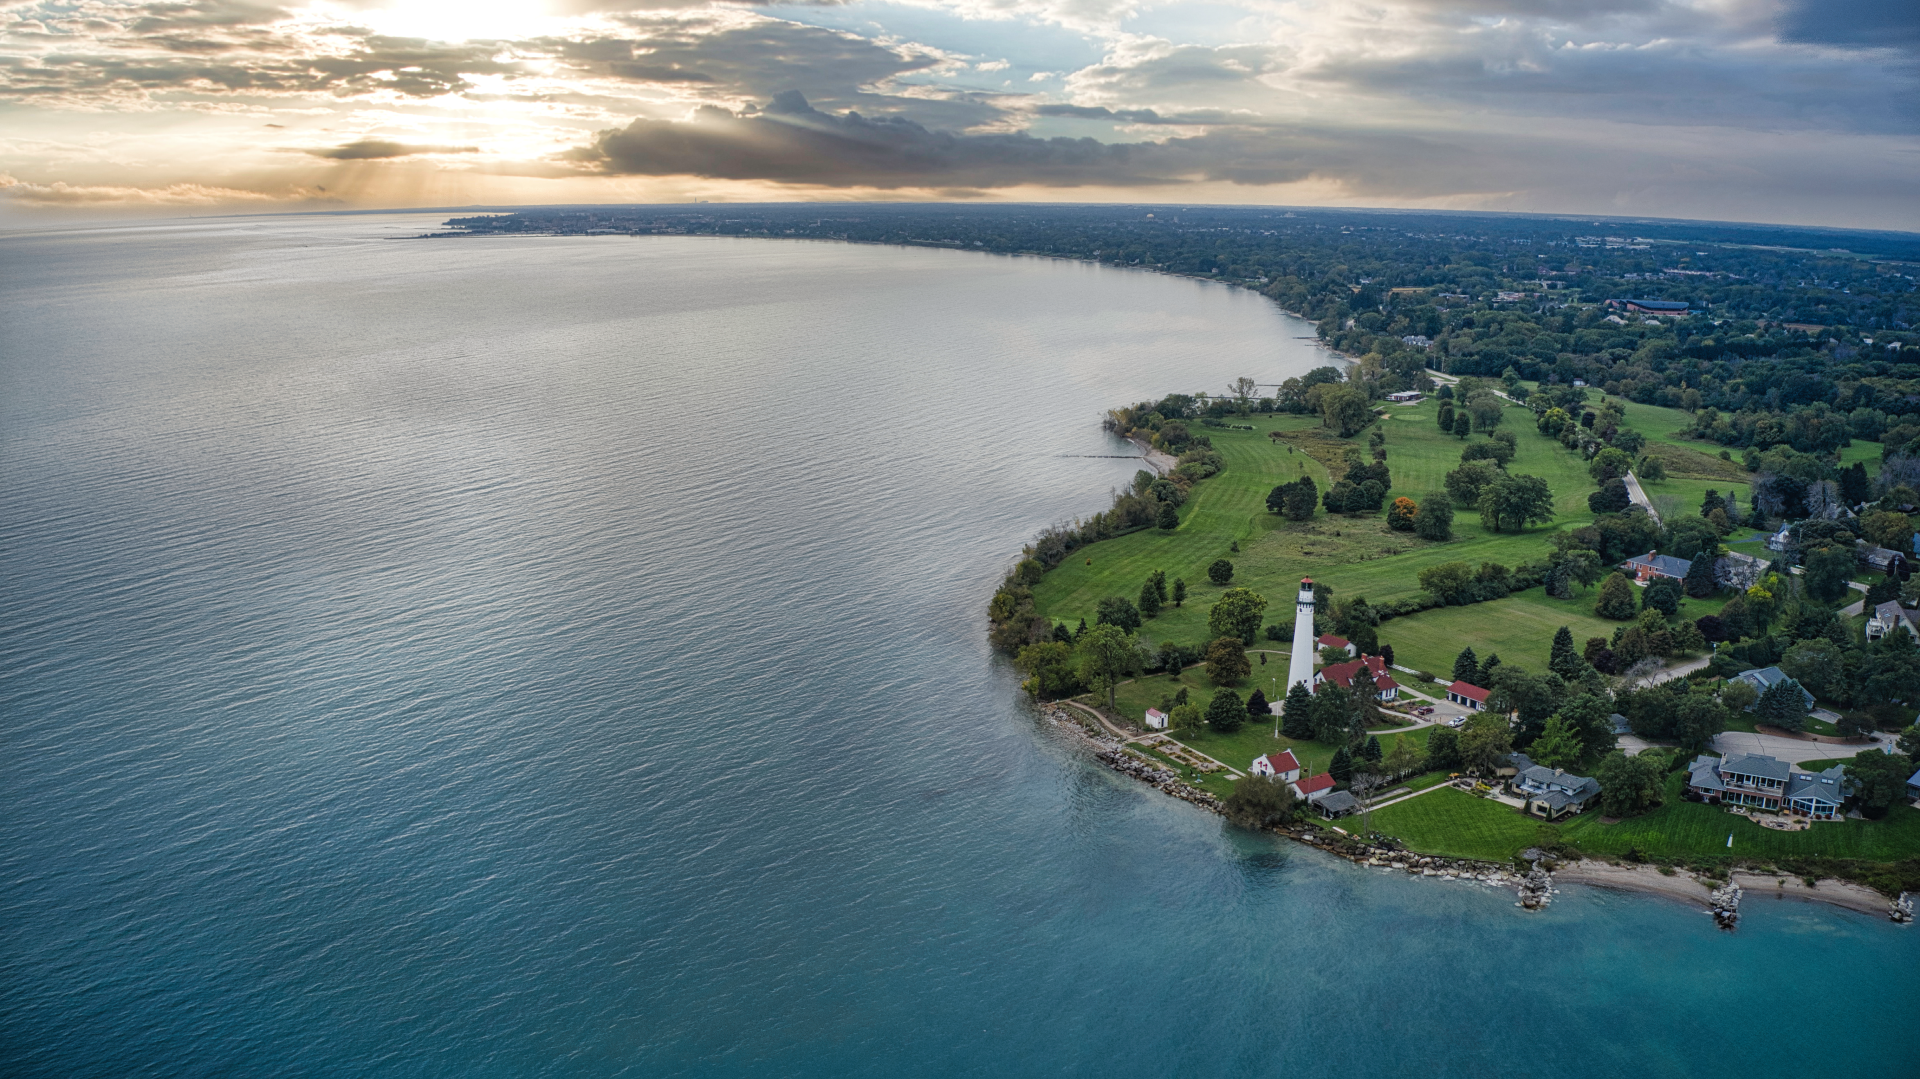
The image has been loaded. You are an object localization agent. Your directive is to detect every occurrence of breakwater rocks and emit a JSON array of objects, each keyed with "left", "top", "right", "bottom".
[
  {"left": 1892, "top": 893, "right": 1914, "bottom": 924},
  {"left": 1044, "top": 705, "right": 1540, "bottom": 907},
  {"left": 1709, "top": 880, "right": 1743, "bottom": 931}
]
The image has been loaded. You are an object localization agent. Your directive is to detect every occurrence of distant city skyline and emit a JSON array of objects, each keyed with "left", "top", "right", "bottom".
[{"left": 2, "top": 0, "right": 1915, "bottom": 228}]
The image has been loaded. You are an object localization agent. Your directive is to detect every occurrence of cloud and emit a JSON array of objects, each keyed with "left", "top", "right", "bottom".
[
  {"left": 1778, "top": 0, "right": 1920, "bottom": 53},
  {"left": 305, "top": 138, "right": 481, "bottom": 158},
  {"left": 576, "top": 90, "right": 1173, "bottom": 186},
  {"left": 0, "top": 171, "right": 301, "bottom": 204}
]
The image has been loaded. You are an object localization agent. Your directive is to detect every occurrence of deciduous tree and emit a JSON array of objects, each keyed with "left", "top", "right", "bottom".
[
  {"left": 1207, "top": 559, "right": 1234, "bottom": 586},
  {"left": 1595, "top": 751, "right": 1665, "bottom": 817},
  {"left": 1387, "top": 496, "right": 1419, "bottom": 532},
  {"left": 1477, "top": 474, "right": 1556, "bottom": 533},
  {"left": 1208, "top": 587, "right": 1269, "bottom": 644},
  {"left": 1223, "top": 774, "right": 1298, "bottom": 829},
  {"left": 1205, "top": 637, "right": 1251, "bottom": 686},
  {"left": 1077, "top": 623, "right": 1136, "bottom": 711},
  {"left": 1206, "top": 688, "right": 1246, "bottom": 732},
  {"left": 1096, "top": 595, "right": 1142, "bottom": 632}
]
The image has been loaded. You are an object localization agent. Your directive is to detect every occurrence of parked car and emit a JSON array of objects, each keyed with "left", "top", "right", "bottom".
[{"left": 1447, "top": 716, "right": 1467, "bottom": 728}]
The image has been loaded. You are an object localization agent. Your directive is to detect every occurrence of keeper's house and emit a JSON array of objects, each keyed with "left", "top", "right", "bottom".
[
  {"left": 1446, "top": 681, "right": 1489, "bottom": 710},
  {"left": 1250, "top": 749, "right": 1301, "bottom": 782},
  {"left": 1316, "top": 655, "right": 1399, "bottom": 703}
]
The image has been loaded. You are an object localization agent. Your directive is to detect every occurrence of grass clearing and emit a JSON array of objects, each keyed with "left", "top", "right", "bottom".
[
  {"left": 1562, "top": 775, "right": 1920, "bottom": 862},
  {"left": 1366, "top": 788, "right": 1544, "bottom": 862}
]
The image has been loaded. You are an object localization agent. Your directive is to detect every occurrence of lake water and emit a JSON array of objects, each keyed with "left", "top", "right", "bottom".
[{"left": 1, "top": 215, "right": 1912, "bottom": 1078}]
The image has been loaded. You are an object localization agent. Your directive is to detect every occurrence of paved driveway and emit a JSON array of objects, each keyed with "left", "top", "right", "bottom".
[{"left": 1710, "top": 729, "right": 1889, "bottom": 766}]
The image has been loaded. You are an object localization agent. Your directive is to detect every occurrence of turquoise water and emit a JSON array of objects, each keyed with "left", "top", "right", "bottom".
[{"left": 1, "top": 215, "right": 1911, "bottom": 1078}]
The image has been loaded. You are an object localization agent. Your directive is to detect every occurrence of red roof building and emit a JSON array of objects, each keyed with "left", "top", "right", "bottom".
[
  {"left": 1315, "top": 655, "right": 1399, "bottom": 701},
  {"left": 1293, "top": 772, "right": 1337, "bottom": 801},
  {"left": 1250, "top": 749, "right": 1301, "bottom": 781},
  {"left": 1447, "top": 681, "right": 1489, "bottom": 710},
  {"left": 1316, "top": 634, "right": 1355, "bottom": 656}
]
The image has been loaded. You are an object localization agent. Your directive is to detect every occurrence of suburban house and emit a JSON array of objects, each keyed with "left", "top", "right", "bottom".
[
  {"left": 1446, "top": 681, "right": 1489, "bottom": 710},
  {"left": 1867, "top": 601, "right": 1919, "bottom": 643},
  {"left": 1400, "top": 335, "right": 1432, "bottom": 349},
  {"left": 1687, "top": 754, "right": 1848, "bottom": 819},
  {"left": 1856, "top": 540, "right": 1905, "bottom": 572},
  {"left": 1316, "top": 634, "right": 1357, "bottom": 657},
  {"left": 1291, "top": 772, "right": 1336, "bottom": 803},
  {"left": 1144, "top": 708, "right": 1169, "bottom": 730},
  {"left": 1608, "top": 298, "right": 1690, "bottom": 315},
  {"left": 1908, "top": 768, "right": 1920, "bottom": 802},
  {"left": 1386, "top": 390, "right": 1423, "bottom": 404},
  {"left": 1505, "top": 753, "right": 1600, "bottom": 819},
  {"left": 1609, "top": 712, "right": 1632, "bottom": 736},
  {"left": 1621, "top": 550, "right": 1692, "bottom": 583},
  {"left": 1314, "top": 790, "right": 1359, "bottom": 819},
  {"left": 1729, "top": 666, "right": 1815, "bottom": 712},
  {"left": 1250, "top": 749, "right": 1301, "bottom": 782},
  {"left": 1315, "top": 655, "right": 1399, "bottom": 702}
]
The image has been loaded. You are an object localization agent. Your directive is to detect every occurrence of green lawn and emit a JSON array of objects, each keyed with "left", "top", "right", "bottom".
[
  {"left": 1365, "top": 774, "right": 1920, "bottom": 864},
  {"left": 1366, "top": 788, "right": 1547, "bottom": 861}
]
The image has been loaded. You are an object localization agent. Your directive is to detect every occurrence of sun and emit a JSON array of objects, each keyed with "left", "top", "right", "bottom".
[{"left": 341, "top": 0, "right": 563, "bottom": 42}]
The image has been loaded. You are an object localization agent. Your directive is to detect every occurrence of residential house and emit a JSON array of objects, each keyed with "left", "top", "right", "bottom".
[
  {"left": 1856, "top": 540, "right": 1905, "bottom": 573},
  {"left": 1386, "top": 390, "right": 1423, "bottom": 404},
  {"left": 1506, "top": 754, "right": 1600, "bottom": 819},
  {"left": 1687, "top": 754, "right": 1848, "bottom": 819},
  {"left": 1144, "top": 708, "right": 1169, "bottom": 730},
  {"left": 1446, "top": 681, "right": 1489, "bottom": 711},
  {"left": 1250, "top": 749, "right": 1301, "bottom": 782},
  {"left": 1400, "top": 335, "right": 1432, "bottom": 349},
  {"left": 1729, "top": 666, "right": 1815, "bottom": 712},
  {"left": 1314, "top": 791, "right": 1360, "bottom": 819},
  {"left": 1291, "top": 772, "right": 1336, "bottom": 803},
  {"left": 1621, "top": 550, "right": 1692, "bottom": 583},
  {"left": 1866, "top": 601, "right": 1919, "bottom": 643},
  {"left": 1315, "top": 655, "right": 1399, "bottom": 702},
  {"left": 1316, "top": 634, "right": 1356, "bottom": 657},
  {"left": 1609, "top": 712, "right": 1632, "bottom": 736},
  {"left": 1908, "top": 768, "right": 1920, "bottom": 802},
  {"left": 1766, "top": 525, "right": 1794, "bottom": 552},
  {"left": 1608, "top": 298, "right": 1690, "bottom": 314},
  {"left": 1570, "top": 378, "right": 1587, "bottom": 387}
]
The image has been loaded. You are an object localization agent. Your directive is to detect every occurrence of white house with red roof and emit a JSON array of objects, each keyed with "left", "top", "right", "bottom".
[
  {"left": 1250, "top": 749, "right": 1301, "bottom": 782},
  {"left": 1315, "top": 655, "right": 1399, "bottom": 702},
  {"left": 1447, "top": 681, "right": 1489, "bottom": 710},
  {"left": 1291, "top": 772, "right": 1337, "bottom": 802},
  {"left": 1144, "top": 708, "right": 1168, "bottom": 730},
  {"left": 1316, "top": 633, "right": 1356, "bottom": 657}
]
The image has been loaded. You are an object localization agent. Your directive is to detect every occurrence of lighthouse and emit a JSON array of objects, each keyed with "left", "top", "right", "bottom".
[{"left": 1287, "top": 577, "right": 1317, "bottom": 693}]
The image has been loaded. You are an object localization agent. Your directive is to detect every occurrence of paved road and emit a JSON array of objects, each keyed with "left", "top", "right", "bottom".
[
  {"left": 1710, "top": 729, "right": 1890, "bottom": 767},
  {"left": 1622, "top": 470, "right": 1661, "bottom": 524}
]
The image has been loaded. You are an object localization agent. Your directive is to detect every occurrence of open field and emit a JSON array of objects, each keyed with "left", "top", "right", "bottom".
[
  {"left": 1365, "top": 788, "right": 1546, "bottom": 861},
  {"left": 1377, "top": 585, "right": 1732, "bottom": 680},
  {"left": 1032, "top": 396, "right": 1646, "bottom": 635}
]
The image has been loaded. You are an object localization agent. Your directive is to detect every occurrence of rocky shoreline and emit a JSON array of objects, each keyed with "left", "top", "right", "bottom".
[{"left": 1047, "top": 704, "right": 1916, "bottom": 924}]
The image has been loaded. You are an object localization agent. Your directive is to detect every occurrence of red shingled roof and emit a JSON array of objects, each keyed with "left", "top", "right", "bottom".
[
  {"left": 1295, "top": 773, "right": 1336, "bottom": 796},
  {"left": 1316, "top": 634, "right": 1350, "bottom": 649},
  {"left": 1259, "top": 750, "right": 1300, "bottom": 774},
  {"left": 1448, "top": 680, "right": 1490, "bottom": 703}
]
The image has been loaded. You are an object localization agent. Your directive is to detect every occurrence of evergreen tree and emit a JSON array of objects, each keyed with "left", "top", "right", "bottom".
[
  {"left": 1329, "top": 745, "right": 1354, "bottom": 783},
  {"left": 1642, "top": 576, "right": 1682, "bottom": 616},
  {"left": 1362, "top": 735, "right": 1383, "bottom": 762},
  {"left": 1150, "top": 569, "right": 1168, "bottom": 604},
  {"left": 1699, "top": 489, "right": 1722, "bottom": 518},
  {"left": 1548, "top": 626, "right": 1584, "bottom": 681},
  {"left": 1453, "top": 412, "right": 1473, "bottom": 439},
  {"left": 1280, "top": 682, "right": 1315, "bottom": 739},
  {"left": 1682, "top": 552, "right": 1718, "bottom": 598},
  {"left": 1245, "top": 688, "right": 1269, "bottom": 722},
  {"left": 1436, "top": 400, "right": 1455, "bottom": 432},
  {"left": 1841, "top": 461, "right": 1872, "bottom": 506},
  {"left": 1426, "top": 727, "right": 1462, "bottom": 770},
  {"left": 1413, "top": 490, "right": 1454, "bottom": 540},
  {"left": 1172, "top": 579, "right": 1187, "bottom": 607},
  {"left": 1528, "top": 714, "right": 1584, "bottom": 770},
  {"left": 1155, "top": 501, "right": 1179, "bottom": 530},
  {"left": 1073, "top": 617, "right": 1088, "bottom": 641},
  {"left": 1595, "top": 572, "right": 1638, "bottom": 619},
  {"left": 1451, "top": 646, "right": 1481, "bottom": 686},
  {"left": 1757, "top": 677, "right": 1808, "bottom": 732},
  {"left": 1138, "top": 578, "right": 1162, "bottom": 618},
  {"left": 1481, "top": 653, "right": 1502, "bottom": 677}
]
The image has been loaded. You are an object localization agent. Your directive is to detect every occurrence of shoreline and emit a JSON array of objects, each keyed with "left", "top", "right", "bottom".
[{"left": 1554, "top": 860, "right": 1898, "bottom": 918}]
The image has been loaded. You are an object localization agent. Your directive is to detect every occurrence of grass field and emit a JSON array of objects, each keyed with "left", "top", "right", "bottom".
[
  {"left": 1377, "top": 584, "right": 1732, "bottom": 679},
  {"left": 1364, "top": 773, "right": 1920, "bottom": 864},
  {"left": 1032, "top": 396, "right": 1642, "bottom": 635}
]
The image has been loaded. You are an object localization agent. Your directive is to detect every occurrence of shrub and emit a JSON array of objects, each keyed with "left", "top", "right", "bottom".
[{"left": 1207, "top": 559, "right": 1234, "bottom": 585}]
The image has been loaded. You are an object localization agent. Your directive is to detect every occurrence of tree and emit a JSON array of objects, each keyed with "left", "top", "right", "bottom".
[
  {"left": 1453, "top": 411, "right": 1473, "bottom": 439},
  {"left": 1863, "top": 510, "right": 1913, "bottom": 552},
  {"left": 1414, "top": 490, "right": 1454, "bottom": 541},
  {"left": 1208, "top": 587, "right": 1269, "bottom": 644},
  {"left": 1595, "top": 751, "right": 1665, "bottom": 817},
  {"left": 1589, "top": 447, "right": 1633, "bottom": 484},
  {"left": 1014, "top": 641, "right": 1082, "bottom": 700},
  {"left": 1329, "top": 745, "right": 1354, "bottom": 782},
  {"left": 1310, "top": 681, "right": 1359, "bottom": 744},
  {"left": 1549, "top": 626, "right": 1584, "bottom": 682},
  {"left": 1700, "top": 488, "right": 1724, "bottom": 519},
  {"left": 1387, "top": 496, "right": 1419, "bottom": 531},
  {"left": 1363, "top": 734, "right": 1383, "bottom": 762},
  {"left": 1900, "top": 722, "right": 1920, "bottom": 760},
  {"left": 1683, "top": 552, "right": 1718, "bottom": 598},
  {"left": 1282, "top": 477, "right": 1318, "bottom": 520},
  {"left": 1245, "top": 688, "right": 1270, "bottom": 723},
  {"left": 1845, "top": 750, "right": 1913, "bottom": 817},
  {"left": 1205, "top": 637, "right": 1251, "bottom": 686},
  {"left": 1224, "top": 774, "right": 1298, "bottom": 829},
  {"left": 1172, "top": 578, "right": 1187, "bottom": 607},
  {"left": 1077, "top": 623, "right": 1136, "bottom": 711},
  {"left": 1170, "top": 703, "right": 1204, "bottom": 735},
  {"left": 1138, "top": 578, "right": 1163, "bottom": 619},
  {"left": 1588, "top": 479, "right": 1631, "bottom": 514},
  {"left": 1642, "top": 576, "right": 1681, "bottom": 617},
  {"left": 1437, "top": 400, "right": 1455, "bottom": 432},
  {"left": 1595, "top": 573, "right": 1638, "bottom": 620},
  {"left": 1206, "top": 688, "right": 1247, "bottom": 733},
  {"left": 1459, "top": 713, "right": 1514, "bottom": 775},
  {"left": 1150, "top": 570, "right": 1168, "bottom": 604},
  {"left": 1207, "top": 559, "right": 1234, "bottom": 586},
  {"left": 1451, "top": 647, "right": 1481, "bottom": 686},
  {"left": 1558, "top": 693, "right": 1617, "bottom": 758},
  {"left": 1669, "top": 691, "right": 1728, "bottom": 755},
  {"left": 1802, "top": 544, "right": 1855, "bottom": 604},
  {"left": 1156, "top": 501, "right": 1180, "bottom": 530},
  {"left": 1427, "top": 726, "right": 1462, "bottom": 771},
  {"left": 1096, "top": 595, "right": 1142, "bottom": 632},
  {"left": 1719, "top": 679, "right": 1758, "bottom": 713},
  {"left": 1529, "top": 714, "right": 1584, "bottom": 770},
  {"left": 1477, "top": 474, "right": 1556, "bottom": 532},
  {"left": 1444, "top": 461, "right": 1500, "bottom": 505},
  {"left": 1637, "top": 455, "right": 1667, "bottom": 482},
  {"left": 1757, "top": 676, "right": 1809, "bottom": 732},
  {"left": 1383, "top": 737, "right": 1422, "bottom": 780},
  {"left": 1281, "top": 682, "right": 1315, "bottom": 739}
]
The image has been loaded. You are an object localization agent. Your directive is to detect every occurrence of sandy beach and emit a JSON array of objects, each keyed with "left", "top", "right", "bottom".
[{"left": 1554, "top": 860, "right": 1895, "bottom": 917}]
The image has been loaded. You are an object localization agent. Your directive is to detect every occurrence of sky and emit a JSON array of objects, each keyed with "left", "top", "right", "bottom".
[{"left": 0, "top": 0, "right": 1915, "bottom": 228}]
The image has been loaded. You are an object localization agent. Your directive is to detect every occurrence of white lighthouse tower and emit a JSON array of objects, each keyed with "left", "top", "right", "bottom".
[{"left": 1287, "top": 577, "right": 1317, "bottom": 693}]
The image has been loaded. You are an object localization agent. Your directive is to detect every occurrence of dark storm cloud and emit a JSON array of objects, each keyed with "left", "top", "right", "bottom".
[
  {"left": 1778, "top": 0, "right": 1920, "bottom": 53},
  {"left": 304, "top": 139, "right": 480, "bottom": 159},
  {"left": 577, "top": 91, "right": 1174, "bottom": 187}
]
